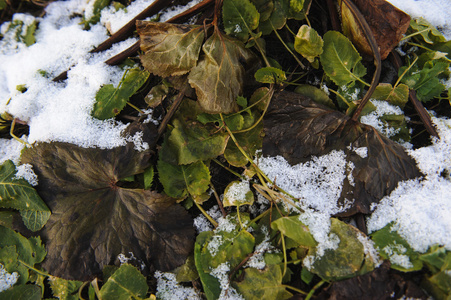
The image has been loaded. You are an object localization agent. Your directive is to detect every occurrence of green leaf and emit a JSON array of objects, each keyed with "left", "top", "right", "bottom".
[
  {"left": 259, "top": 0, "right": 288, "bottom": 35},
  {"left": 420, "top": 245, "right": 451, "bottom": 273},
  {"left": 82, "top": 0, "right": 111, "bottom": 28},
  {"left": 234, "top": 264, "right": 293, "bottom": 300},
  {"left": 250, "top": 0, "right": 274, "bottom": 22},
  {"left": 294, "top": 25, "right": 323, "bottom": 63},
  {"left": 137, "top": 22, "right": 205, "bottom": 77},
  {"left": 409, "top": 18, "right": 447, "bottom": 44},
  {"left": 158, "top": 159, "right": 211, "bottom": 200},
  {"left": 143, "top": 166, "right": 154, "bottom": 190},
  {"left": 21, "top": 142, "right": 194, "bottom": 280},
  {"left": 222, "top": 0, "right": 260, "bottom": 41},
  {"left": 0, "top": 0, "right": 7, "bottom": 10},
  {"left": 223, "top": 181, "right": 254, "bottom": 207},
  {"left": 188, "top": 30, "right": 257, "bottom": 114},
  {"left": 0, "top": 245, "right": 27, "bottom": 285},
  {"left": 371, "top": 83, "right": 409, "bottom": 108},
  {"left": 320, "top": 31, "right": 367, "bottom": 87},
  {"left": 164, "top": 118, "right": 229, "bottom": 165},
  {"left": 306, "top": 218, "right": 372, "bottom": 281},
  {"left": 99, "top": 264, "right": 148, "bottom": 300},
  {"left": 371, "top": 223, "right": 423, "bottom": 272},
  {"left": 271, "top": 216, "right": 317, "bottom": 248},
  {"left": 48, "top": 276, "right": 83, "bottom": 300},
  {"left": 0, "top": 284, "right": 42, "bottom": 300},
  {"left": 194, "top": 233, "right": 221, "bottom": 300},
  {"left": 0, "top": 160, "right": 50, "bottom": 231},
  {"left": 92, "top": 68, "right": 150, "bottom": 120},
  {"left": 254, "top": 67, "right": 286, "bottom": 84},
  {"left": 294, "top": 84, "right": 335, "bottom": 109}
]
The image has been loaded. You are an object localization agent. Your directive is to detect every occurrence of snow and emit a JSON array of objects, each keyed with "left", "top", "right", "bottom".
[
  {"left": 360, "top": 100, "right": 404, "bottom": 139},
  {"left": 224, "top": 180, "right": 251, "bottom": 206},
  {"left": 15, "top": 163, "right": 38, "bottom": 186},
  {"left": 0, "top": 264, "right": 18, "bottom": 293},
  {"left": 0, "top": 138, "right": 25, "bottom": 165},
  {"left": 210, "top": 263, "right": 245, "bottom": 300},
  {"left": 155, "top": 271, "right": 201, "bottom": 300},
  {"left": 386, "top": 0, "right": 451, "bottom": 40}
]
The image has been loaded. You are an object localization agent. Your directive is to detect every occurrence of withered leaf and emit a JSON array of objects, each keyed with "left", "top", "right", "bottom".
[
  {"left": 21, "top": 142, "right": 194, "bottom": 281},
  {"left": 340, "top": 0, "right": 411, "bottom": 60},
  {"left": 137, "top": 21, "right": 205, "bottom": 77},
  {"left": 188, "top": 29, "right": 258, "bottom": 114},
  {"left": 262, "top": 91, "right": 421, "bottom": 216}
]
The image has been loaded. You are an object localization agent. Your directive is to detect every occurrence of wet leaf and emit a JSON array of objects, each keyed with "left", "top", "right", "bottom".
[
  {"left": 294, "top": 25, "right": 323, "bottom": 63},
  {"left": 222, "top": 0, "right": 260, "bottom": 41},
  {"left": 21, "top": 142, "right": 194, "bottom": 280},
  {"left": 263, "top": 91, "right": 421, "bottom": 215},
  {"left": 0, "top": 284, "right": 42, "bottom": 300},
  {"left": 320, "top": 31, "right": 367, "bottom": 88},
  {"left": 0, "top": 226, "right": 46, "bottom": 284},
  {"left": 223, "top": 181, "right": 254, "bottom": 207},
  {"left": 137, "top": 22, "right": 205, "bottom": 77},
  {"left": 306, "top": 218, "right": 371, "bottom": 281},
  {"left": 340, "top": 0, "right": 410, "bottom": 59},
  {"left": 92, "top": 68, "right": 150, "bottom": 120},
  {"left": 254, "top": 67, "right": 286, "bottom": 84},
  {"left": 188, "top": 30, "right": 257, "bottom": 113},
  {"left": 271, "top": 216, "right": 317, "bottom": 248},
  {"left": 234, "top": 264, "right": 293, "bottom": 300},
  {"left": 0, "top": 160, "right": 50, "bottom": 231},
  {"left": 158, "top": 159, "right": 210, "bottom": 200},
  {"left": 48, "top": 276, "right": 83, "bottom": 300},
  {"left": 371, "top": 83, "right": 409, "bottom": 108},
  {"left": 371, "top": 223, "right": 423, "bottom": 272},
  {"left": 98, "top": 264, "right": 148, "bottom": 300}
]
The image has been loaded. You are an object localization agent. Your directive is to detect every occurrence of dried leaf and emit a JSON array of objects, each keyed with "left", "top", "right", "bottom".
[
  {"left": 222, "top": 0, "right": 260, "bottom": 41},
  {"left": 21, "top": 142, "right": 194, "bottom": 280},
  {"left": 340, "top": 0, "right": 410, "bottom": 60},
  {"left": 263, "top": 91, "right": 421, "bottom": 215},
  {"left": 0, "top": 160, "right": 50, "bottom": 231},
  {"left": 137, "top": 22, "right": 205, "bottom": 77},
  {"left": 188, "top": 30, "right": 257, "bottom": 113},
  {"left": 320, "top": 31, "right": 367, "bottom": 88}
]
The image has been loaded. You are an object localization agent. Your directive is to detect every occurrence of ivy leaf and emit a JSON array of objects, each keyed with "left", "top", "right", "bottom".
[
  {"left": 254, "top": 67, "right": 286, "bottom": 84},
  {"left": 137, "top": 22, "right": 205, "bottom": 77},
  {"left": 294, "top": 25, "right": 323, "bottom": 63},
  {"left": 234, "top": 264, "right": 293, "bottom": 300},
  {"left": 263, "top": 91, "right": 421, "bottom": 216},
  {"left": 20, "top": 142, "right": 194, "bottom": 280},
  {"left": 371, "top": 83, "right": 410, "bottom": 108},
  {"left": 92, "top": 68, "right": 150, "bottom": 120},
  {"left": 222, "top": 0, "right": 260, "bottom": 41},
  {"left": 320, "top": 31, "right": 367, "bottom": 88},
  {"left": 188, "top": 30, "right": 257, "bottom": 113},
  {"left": 158, "top": 159, "right": 211, "bottom": 200},
  {"left": 48, "top": 276, "right": 83, "bottom": 300},
  {"left": 0, "top": 160, "right": 50, "bottom": 231},
  {"left": 98, "top": 264, "right": 148, "bottom": 300},
  {"left": 371, "top": 223, "right": 423, "bottom": 272},
  {"left": 0, "top": 226, "right": 46, "bottom": 284},
  {"left": 271, "top": 216, "right": 317, "bottom": 248},
  {"left": 306, "top": 218, "right": 372, "bottom": 281}
]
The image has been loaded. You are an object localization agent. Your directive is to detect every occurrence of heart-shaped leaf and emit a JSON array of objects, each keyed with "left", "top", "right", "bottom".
[
  {"left": 262, "top": 91, "right": 421, "bottom": 216},
  {"left": 188, "top": 30, "right": 257, "bottom": 113},
  {"left": 137, "top": 22, "right": 205, "bottom": 77},
  {"left": 21, "top": 142, "right": 194, "bottom": 280}
]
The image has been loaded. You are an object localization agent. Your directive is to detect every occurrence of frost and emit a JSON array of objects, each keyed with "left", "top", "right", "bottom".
[
  {"left": 210, "top": 263, "right": 245, "bottom": 300},
  {"left": 155, "top": 271, "right": 201, "bottom": 300},
  {"left": 245, "top": 226, "right": 276, "bottom": 270},
  {"left": 193, "top": 215, "right": 213, "bottom": 233},
  {"left": 207, "top": 235, "right": 224, "bottom": 256},
  {"left": 15, "top": 163, "right": 38, "bottom": 186},
  {"left": 0, "top": 263, "right": 19, "bottom": 292},
  {"left": 224, "top": 180, "right": 251, "bottom": 206}
]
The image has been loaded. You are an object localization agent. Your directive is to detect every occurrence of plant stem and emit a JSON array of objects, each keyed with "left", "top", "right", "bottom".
[
  {"left": 18, "top": 260, "right": 49, "bottom": 277},
  {"left": 394, "top": 55, "right": 418, "bottom": 87},
  {"left": 282, "top": 285, "right": 308, "bottom": 295},
  {"left": 272, "top": 25, "right": 305, "bottom": 69},
  {"left": 305, "top": 280, "right": 326, "bottom": 300},
  {"left": 281, "top": 232, "right": 287, "bottom": 277},
  {"left": 195, "top": 201, "right": 218, "bottom": 228}
]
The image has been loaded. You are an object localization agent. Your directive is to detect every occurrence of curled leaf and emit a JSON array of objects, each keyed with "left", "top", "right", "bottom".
[
  {"left": 262, "top": 91, "right": 421, "bottom": 216},
  {"left": 254, "top": 67, "right": 286, "bottom": 84},
  {"left": 188, "top": 30, "right": 258, "bottom": 113},
  {"left": 21, "top": 142, "right": 194, "bottom": 280},
  {"left": 137, "top": 21, "right": 205, "bottom": 77}
]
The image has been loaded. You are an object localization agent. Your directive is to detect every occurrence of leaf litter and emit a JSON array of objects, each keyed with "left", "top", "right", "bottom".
[{"left": 0, "top": 0, "right": 451, "bottom": 298}]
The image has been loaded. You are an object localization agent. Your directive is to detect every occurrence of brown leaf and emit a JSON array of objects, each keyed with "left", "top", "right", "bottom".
[
  {"left": 316, "top": 261, "right": 429, "bottom": 300},
  {"left": 21, "top": 141, "right": 194, "bottom": 280},
  {"left": 262, "top": 91, "right": 421, "bottom": 216},
  {"left": 340, "top": 0, "right": 411, "bottom": 60}
]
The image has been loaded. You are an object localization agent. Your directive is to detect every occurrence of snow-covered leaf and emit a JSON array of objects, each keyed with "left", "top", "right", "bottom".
[
  {"left": 20, "top": 142, "right": 194, "bottom": 280},
  {"left": 0, "top": 160, "right": 50, "bottom": 231},
  {"left": 137, "top": 22, "right": 205, "bottom": 77},
  {"left": 223, "top": 181, "right": 254, "bottom": 207}
]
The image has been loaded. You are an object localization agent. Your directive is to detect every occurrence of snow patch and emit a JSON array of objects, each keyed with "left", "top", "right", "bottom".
[
  {"left": 0, "top": 263, "right": 19, "bottom": 292},
  {"left": 155, "top": 271, "right": 201, "bottom": 300},
  {"left": 15, "top": 163, "right": 38, "bottom": 186}
]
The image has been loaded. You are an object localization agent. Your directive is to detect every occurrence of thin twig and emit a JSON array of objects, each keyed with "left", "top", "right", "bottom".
[{"left": 157, "top": 88, "right": 186, "bottom": 139}]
